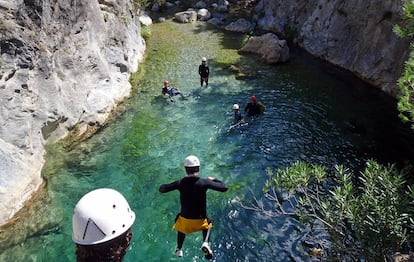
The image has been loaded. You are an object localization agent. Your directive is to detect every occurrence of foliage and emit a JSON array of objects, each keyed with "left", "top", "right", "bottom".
[
  {"left": 133, "top": 0, "right": 168, "bottom": 10},
  {"left": 257, "top": 160, "right": 413, "bottom": 260},
  {"left": 133, "top": 0, "right": 152, "bottom": 10},
  {"left": 141, "top": 25, "right": 151, "bottom": 41},
  {"left": 396, "top": 46, "right": 414, "bottom": 129},
  {"left": 394, "top": 0, "right": 414, "bottom": 129},
  {"left": 394, "top": 0, "right": 414, "bottom": 38}
]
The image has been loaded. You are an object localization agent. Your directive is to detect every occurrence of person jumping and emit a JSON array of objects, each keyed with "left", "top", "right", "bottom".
[{"left": 159, "top": 155, "right": 228, "bottom": 259}]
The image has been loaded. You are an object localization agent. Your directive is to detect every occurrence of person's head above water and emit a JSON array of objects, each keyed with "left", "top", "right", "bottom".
[
  {"left": 250, "top": 95, "right": 256, "bottom": 102},
  {"left": 184, "top": 155, "right": 200, "bottom": 175},
  {"left": 232, "top": 104, "right": 239, "bottom": 110},
  {"left": 72, "top": 188, "right": 136, "bottom": 262}
]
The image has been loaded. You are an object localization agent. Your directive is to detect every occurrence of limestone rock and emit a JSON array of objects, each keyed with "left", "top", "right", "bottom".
[
  {"left": 174, "top": 10, "right": 198, "bottom": 23},
  {"left": 0, "top": 0, "right": 146, "bottom": 225},
  {"left": 239, "top": 33, "right": 290, "bottom": 64},
  {"left": 198, "top": 8, "right": 212, "bottom": 21},
  {"left": 225, "top": 18, "right": 255, "bottom": 33},
  {"left": 254, "top": 0, "right": 410, "bottom": 95},
  {"left": 139, "top": 13, "right": 153, "bottom": 26}
]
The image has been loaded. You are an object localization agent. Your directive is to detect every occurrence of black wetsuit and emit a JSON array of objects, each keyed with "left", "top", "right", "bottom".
[
  {"left": 159, "top": 175, "right": 227, "bottom": 219},
  {"left": 234, "top": 111, "right": 243, "bottom": 123},
  {"left": 198, "top": 63, "right": 210, "bottom": 86},
  {"left": 162, "top": 85, "right": 179, "bottom": 97},
  {"left": 244, "top": 102, "right": 261, "bottom": 117}
]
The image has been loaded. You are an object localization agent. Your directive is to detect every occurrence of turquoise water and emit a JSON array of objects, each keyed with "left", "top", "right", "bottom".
[{"left": 1, "top": 21, "right": 414, "bottom": 261}]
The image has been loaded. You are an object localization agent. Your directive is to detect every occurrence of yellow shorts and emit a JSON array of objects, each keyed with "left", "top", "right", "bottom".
[{"left": 173, "top": 215, "right": 212, "bottom": 234}]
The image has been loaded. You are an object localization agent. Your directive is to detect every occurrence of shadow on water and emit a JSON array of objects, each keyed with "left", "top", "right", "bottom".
[{"left": 1, "top": 20, "right": 414, "bottom": 261}]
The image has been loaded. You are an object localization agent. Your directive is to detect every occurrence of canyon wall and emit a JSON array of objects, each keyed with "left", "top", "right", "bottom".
[
  {"left": 0, "top": 0, "right": 410, "bottom": 226},
  {"left": 254, "top": 0, "right": 410, "bottom": 95},
  {"left": 0, "top": 0, "right": 145, "bottom": 225}
]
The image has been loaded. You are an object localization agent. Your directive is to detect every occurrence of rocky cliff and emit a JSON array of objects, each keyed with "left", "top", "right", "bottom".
[
  {"left": 0, "top": 0, "right": 145, "bottom": 226},
  {"left": 254, "top": 0, "right": 410, "bottom": 96}
]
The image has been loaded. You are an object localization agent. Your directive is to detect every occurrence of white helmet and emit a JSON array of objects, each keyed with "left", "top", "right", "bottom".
[
  {"left": 232, "top": 104, "right": 239, "bottom": 110},
  {"left": 184, "top": 155, "right": 200, "bottom": 167},
  {"left": 72, "top": 188, "right": 136, "bottom": 245},
  {"left": 201, "top": 57, "right": 207, "bottom": 62}
]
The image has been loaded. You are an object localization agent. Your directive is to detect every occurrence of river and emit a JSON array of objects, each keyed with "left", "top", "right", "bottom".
[{"left": 1, "top": 21, "right": 414, "bottom": 262}]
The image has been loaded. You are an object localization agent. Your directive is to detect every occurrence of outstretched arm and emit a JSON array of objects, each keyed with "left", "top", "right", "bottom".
[
  {"left": 159, "top": 180, "right": 179, "bottom": 193},
  {"left": 207, "top": 177, "right": 228, "bottom": 192}
]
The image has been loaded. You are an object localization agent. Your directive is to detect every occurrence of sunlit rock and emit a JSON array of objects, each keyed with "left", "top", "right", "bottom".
[
  {"left": 239, "top": 33, "right": 290, "bottom": 64},
  {"left": 174, "top": 10, "right": 198, "bottom": 23},
  {"left": 0, "top": 0, "right": 146, "bottom": 226},
  {"left": 198, "top": 8, "right": 212, "bottom": 21},
  {"left": 139, "top": 13, "right": 153, "bottom": 26},
  {"left": 254, "top": 0, "right": 410, "bottom": 95}
]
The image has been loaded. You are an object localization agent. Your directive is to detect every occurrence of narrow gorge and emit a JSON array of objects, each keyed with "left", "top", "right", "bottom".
[{"left": 0, "top": 0, "right": 410, "bottom": 232}]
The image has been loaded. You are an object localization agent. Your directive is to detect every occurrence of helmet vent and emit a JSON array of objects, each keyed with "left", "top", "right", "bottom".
[
  {"left": 83, "top": 218, "right": 106, "bottom": 240},
  {"left": 72, "top": 188, "right": 136, "bottom": 245}
]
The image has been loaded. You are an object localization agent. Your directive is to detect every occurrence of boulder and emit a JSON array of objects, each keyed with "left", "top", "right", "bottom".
[
  {"left": 217, "top": 4, "right": 229, "bottom": 13},
  {"left": 139, "top": 13, "right": 153, "bottom": 26},
  {"left": 254, "top": 0, "right": 410, "bottom": 95},
  {"left": 174, "top": 10, "right": 198, "bottom": 23},
  {"left": 207, "top": 17, "right": 227, "bottom": 27},
  {"left": 195, "top": 1, "right": 207, "bottom": 9},
  {"left": 239, "top": 33, "right": 290, "bottom": 64},
  {"left": 217, "top": 0, "right": 229, "bottom": 12},
  {"left": 198, "top": 8, "right": 212, "bottom": 21},
  {"left": 165, "top": 1, "right": 176, "bottom": 8},
  {"left": 151, "top": 2, "right": 160, "bottom": 12},
  {"left": 225, "top": 18, "right": 255, "bottom": 33}
]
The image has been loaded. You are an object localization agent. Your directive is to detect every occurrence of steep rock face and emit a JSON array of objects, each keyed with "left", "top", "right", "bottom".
[
  {"left": 255, "top": 0, "right": 410, "bottom": 95},
  {"left": 0, "top": 0, "right": 145, "bottom": 225}
]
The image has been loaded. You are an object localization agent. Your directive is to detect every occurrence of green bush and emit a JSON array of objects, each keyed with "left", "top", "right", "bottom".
[
  {"left": 396, "top": 46, "right": 414, "bottom": 129},
  {"left": 259, "top": 160, "right": 413, "bottom": 260},
  {"left": 133, "top": 0, "right": 152, "bottom": 10},
  {"left": 394, "top": 0, "right": 414, "bottom": 129},
  {"left": 141, "top": 25, "right": 151, "bottom": 41}
]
